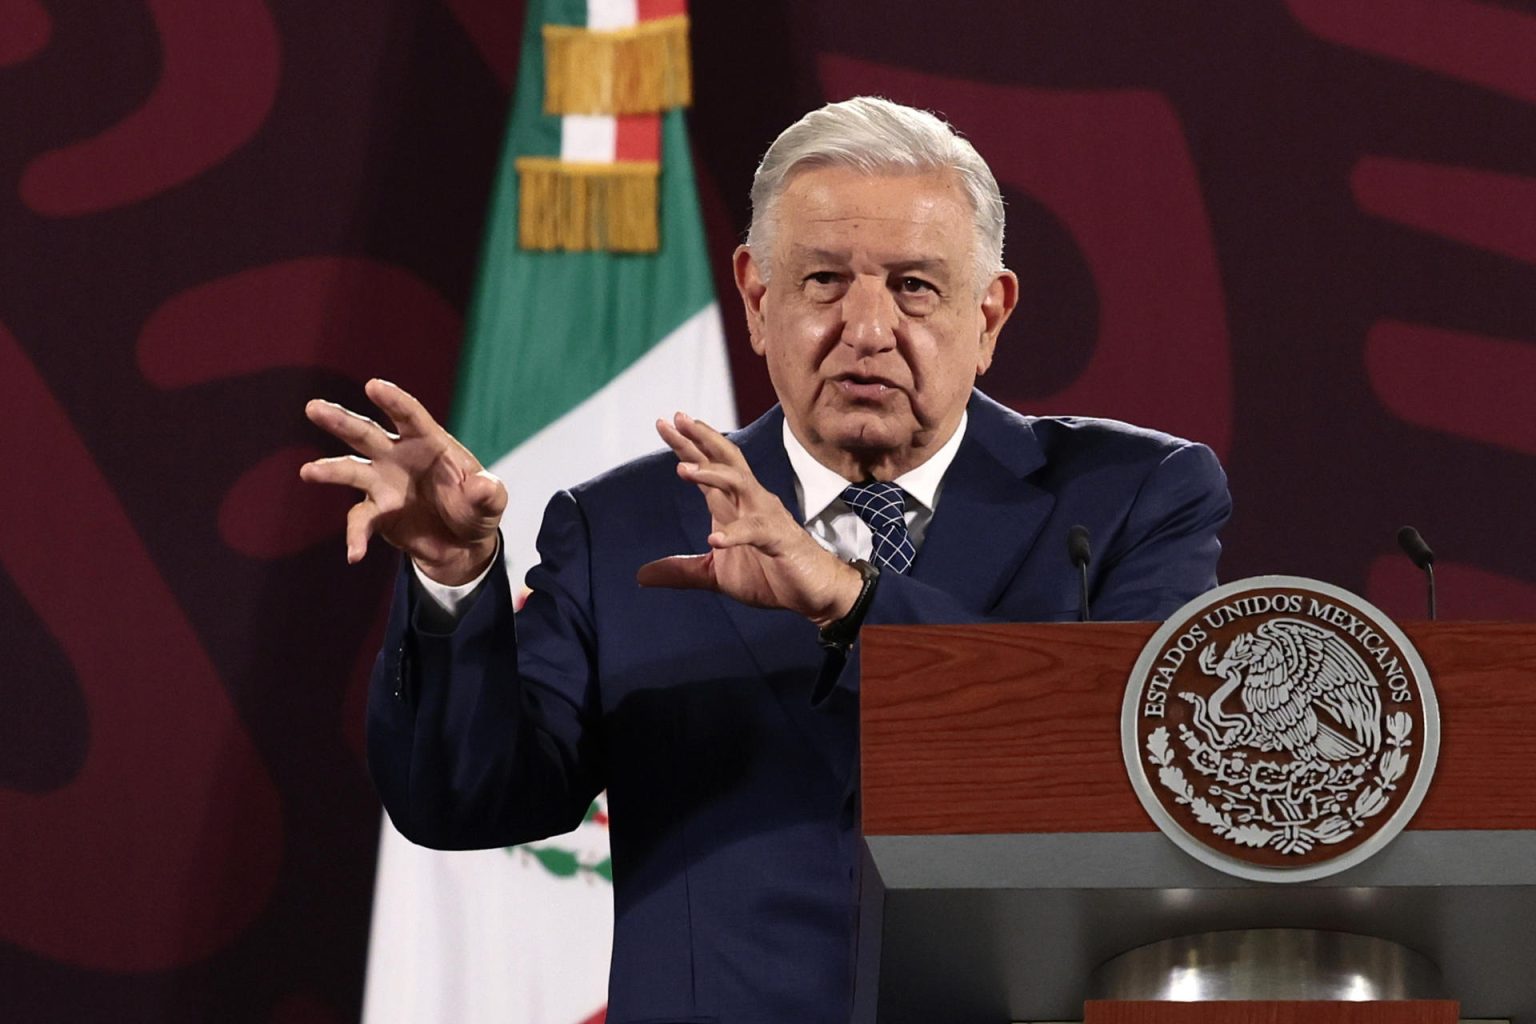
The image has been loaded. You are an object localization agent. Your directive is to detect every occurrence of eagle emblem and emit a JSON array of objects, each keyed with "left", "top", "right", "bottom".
[{"left": 1124, "top": 579, "right": 1437, "bottom": 880}]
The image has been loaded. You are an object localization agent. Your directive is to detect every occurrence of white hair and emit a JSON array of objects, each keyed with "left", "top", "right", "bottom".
[{"left": 745, "top": 96, "right": 1006, "bottom": 285}]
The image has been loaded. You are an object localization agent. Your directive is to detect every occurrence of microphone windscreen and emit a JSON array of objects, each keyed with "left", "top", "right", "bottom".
[
  {"left": 1396, "top": 525, "right": 1435, "bottom": 568},
  {"left": 1067, "top": 525, "right": 1092, "bottom": 568}
]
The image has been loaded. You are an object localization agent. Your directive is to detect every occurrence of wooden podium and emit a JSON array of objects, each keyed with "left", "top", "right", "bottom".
[{"left": 853, "top": 621, "right": 1536, "bottom": 1023}]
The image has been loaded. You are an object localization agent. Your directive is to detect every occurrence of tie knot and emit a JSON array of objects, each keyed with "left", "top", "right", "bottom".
[
  {"left": 841, "top": 481, "right": 907, "bottom": 524},
  {"left": 840, "top": 482, "right": 915, "bottom": 574}
]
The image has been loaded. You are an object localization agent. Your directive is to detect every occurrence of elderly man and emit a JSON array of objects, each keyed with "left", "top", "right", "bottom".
[{"left": 302, "top": 97, "right": 1230, "bottom": 1023}]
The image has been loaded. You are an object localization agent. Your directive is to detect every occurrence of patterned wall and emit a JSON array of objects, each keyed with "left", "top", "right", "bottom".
[{"left": 1, "top": 1, "right": 1532, "bottom": 1020}]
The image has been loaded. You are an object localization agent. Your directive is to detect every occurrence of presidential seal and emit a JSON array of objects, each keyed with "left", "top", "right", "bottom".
[{"left": 1122, "top": 576, "right": 1439, "bottom": 882}]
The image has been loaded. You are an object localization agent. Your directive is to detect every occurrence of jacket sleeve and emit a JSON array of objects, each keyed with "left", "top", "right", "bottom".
[
  {"left": 366, "top": 490, "right": 606, "bottom": 850},
  {"left": 813, "top": 439, "right": 1231, "bottom": 705}
]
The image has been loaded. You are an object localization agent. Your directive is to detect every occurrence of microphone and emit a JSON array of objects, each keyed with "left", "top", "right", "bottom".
[
  {"left": 1067, "top": 525, "right": 1092, "bottom": 623},
  {"left": 1396, "top": 526, "right": 1436, "bottom": 620}
]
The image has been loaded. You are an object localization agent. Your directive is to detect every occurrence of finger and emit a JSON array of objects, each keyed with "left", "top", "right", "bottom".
[
  {"left": 463, "top": 469, "right": 509, "bottom": 521},
  {"left": 676, "top": 462, "right": 749, "bottom": 497},
  {"left": 675, "top": 444, "right": 780, "bottom": 519},
  {"left": 635, "top": 553, "right": 717, "bottom": 591},
  {"left": 675, "top": 412, "right": 749, "bottom": 470},
  {"left": 707, "top": 514, "right": 784, "bottom": 555},
  {"left": 366, "top": 378, "right": 442, "bottom": 439},
  {"left": 299, "top": 455, "right": 379, "bottom": 495},
  {"left": 427, "top": 457, "right": 508, "bottom": 524},
  {"left": 655, "top": 416, "right": 707, "bottom": 466},
  {"left": 304, "top": 399, "right": 397, "bottom": 457},
  {"left": 345, "top": 499, "right": 382, "bottom": 563}
]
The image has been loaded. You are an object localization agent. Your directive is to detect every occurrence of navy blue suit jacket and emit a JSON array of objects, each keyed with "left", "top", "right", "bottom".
[{"left": 367, "top": 390, "right": 1231, "bottom": 1024}]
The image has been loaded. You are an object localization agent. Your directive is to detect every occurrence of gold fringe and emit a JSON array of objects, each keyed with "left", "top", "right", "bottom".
[
  {"left": 543, "top": 15, "right": 692, "bottom": 115},
  {"left": 516, "top": 158, "right": 660, "bottom": 252}
]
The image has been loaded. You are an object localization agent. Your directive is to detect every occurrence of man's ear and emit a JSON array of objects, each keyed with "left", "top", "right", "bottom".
[
  {"left": 733, "top": 245, "right": 769, "bottom": 356},
  {"left": 975, "top": 269, "right": 1019, "bottom": 375}
]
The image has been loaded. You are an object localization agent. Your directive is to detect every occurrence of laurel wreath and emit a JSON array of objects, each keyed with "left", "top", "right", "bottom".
[
  {"left": 504, "top": 798, "right": 613, "bottom": 884},
  {"left": 1146, "top": 711, "right": 1413, "bottom": 856},
  {"left": 513, "top": 845, "right": 613, "bottom": 883}
]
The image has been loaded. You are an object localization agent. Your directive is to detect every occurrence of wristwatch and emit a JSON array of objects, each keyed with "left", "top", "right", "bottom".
[{"left": 817, "top": 558, "right": 881, "bottom": 653}]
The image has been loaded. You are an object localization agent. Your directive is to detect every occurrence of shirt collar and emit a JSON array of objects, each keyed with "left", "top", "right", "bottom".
[{"left": 782, "top": 411, "right": 969, "bottom": 523}]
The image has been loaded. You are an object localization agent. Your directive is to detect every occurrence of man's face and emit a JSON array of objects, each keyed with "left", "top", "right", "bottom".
[{"left": 734, "top": 166, "right": 1017, "bottom": 481}]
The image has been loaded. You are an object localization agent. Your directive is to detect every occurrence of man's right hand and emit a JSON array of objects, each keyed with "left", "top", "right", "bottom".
[{"left": 299, "top": 378, "right": 506, "bottom": 585}]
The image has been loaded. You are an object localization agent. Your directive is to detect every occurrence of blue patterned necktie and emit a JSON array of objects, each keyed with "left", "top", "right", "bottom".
[{"left": 840, "top": 482, "right": 916, "bottom": 575}]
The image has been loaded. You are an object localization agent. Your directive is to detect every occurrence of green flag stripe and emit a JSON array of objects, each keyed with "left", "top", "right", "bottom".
[{"left": 546, "top": 0, "right": 587, "bottom": 30}]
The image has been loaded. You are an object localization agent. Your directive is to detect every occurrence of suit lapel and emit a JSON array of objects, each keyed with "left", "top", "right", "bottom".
[
  {"left": 666, "top": 408, "right": 816, "bottom": 676},
  {"left": 667, "top": 406, "right": 799, "bottom": 571},
  {"left": 910, "top": 392, "right": 1056, "bottom": 612},
  {"left": 668, "top": 407, "right": 848, "bottom": 778},
  {"left": 698, "top": 407, "right": 808, "bottom": 676}
]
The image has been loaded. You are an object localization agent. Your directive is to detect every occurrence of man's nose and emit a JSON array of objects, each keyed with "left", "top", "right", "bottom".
[{"left": 839, "top": 277, "right": 897, "bottom": 354}]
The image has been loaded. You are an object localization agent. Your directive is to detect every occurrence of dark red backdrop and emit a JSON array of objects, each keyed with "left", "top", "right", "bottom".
[{"left": 2, "top": 1, "right": 1533, "bottom": 1020}]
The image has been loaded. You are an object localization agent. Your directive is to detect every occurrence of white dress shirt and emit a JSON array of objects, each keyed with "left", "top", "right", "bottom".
[
  {"left": 415, "top": 412, "right": 969, "bottom": 616},
  {"left": 782, "top": 412, "right": 966, "bottom": 562}
]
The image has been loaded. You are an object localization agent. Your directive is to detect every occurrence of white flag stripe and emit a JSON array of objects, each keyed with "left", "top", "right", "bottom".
[
  {"left": 363, "top": 818, "right": 614, "bottom": 1024},
  {"left": 560, "top": 113, "right": 618, "bottom": 163},
  {"left": 491, "top": 301, "right": 736, "bottom": 584},
  {"left": 586, "top": 0, "right": 638, "bottom": 30}
]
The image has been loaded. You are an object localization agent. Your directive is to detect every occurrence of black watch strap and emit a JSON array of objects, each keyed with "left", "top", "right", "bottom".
[{"left": 817, "top": 559, "right": 881, "bottom": 652}]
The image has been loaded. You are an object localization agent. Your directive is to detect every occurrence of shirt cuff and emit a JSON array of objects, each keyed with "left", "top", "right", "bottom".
[{"left": 411, "top": 551, "right": 498, "bottom": 620}]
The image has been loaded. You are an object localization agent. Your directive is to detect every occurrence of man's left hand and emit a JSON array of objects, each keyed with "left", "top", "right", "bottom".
[{"left": 637, "top": 413, "right": 863, "bottom": 628}]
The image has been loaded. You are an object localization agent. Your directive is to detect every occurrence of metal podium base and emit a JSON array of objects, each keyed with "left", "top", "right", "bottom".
[{"left": 1087, "top": 929, "right": 1447, "bottom": 1001}]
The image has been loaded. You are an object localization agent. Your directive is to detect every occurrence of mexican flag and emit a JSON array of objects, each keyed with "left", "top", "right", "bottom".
[{"left": 361, "top": 1, "right": 734, "bottom": 1021}]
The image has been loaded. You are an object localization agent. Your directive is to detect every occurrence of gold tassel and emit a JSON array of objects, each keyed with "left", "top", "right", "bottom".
[
  {"left": 516, "top": 158, "right": 660, "bottom": 252},
  {"left": 543, "top": 15, "right": 692, "bottom": 115}
]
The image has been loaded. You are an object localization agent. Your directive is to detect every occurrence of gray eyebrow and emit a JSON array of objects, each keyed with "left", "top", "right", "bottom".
[{"left": 788, "top": 247, "right": 952, "bottom": 274}]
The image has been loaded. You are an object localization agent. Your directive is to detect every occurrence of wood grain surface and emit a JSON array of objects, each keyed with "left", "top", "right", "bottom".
[{"left": 860, "top": 622, "right": 1536, "bottom": 836}]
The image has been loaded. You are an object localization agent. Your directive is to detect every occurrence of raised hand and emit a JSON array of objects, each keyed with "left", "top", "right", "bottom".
[
  {"left": 636, "top": 413, "right": 862, "bottom": 627},
  {"left": 299, "top": 379, "right": 506, "bottom": 585}
]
